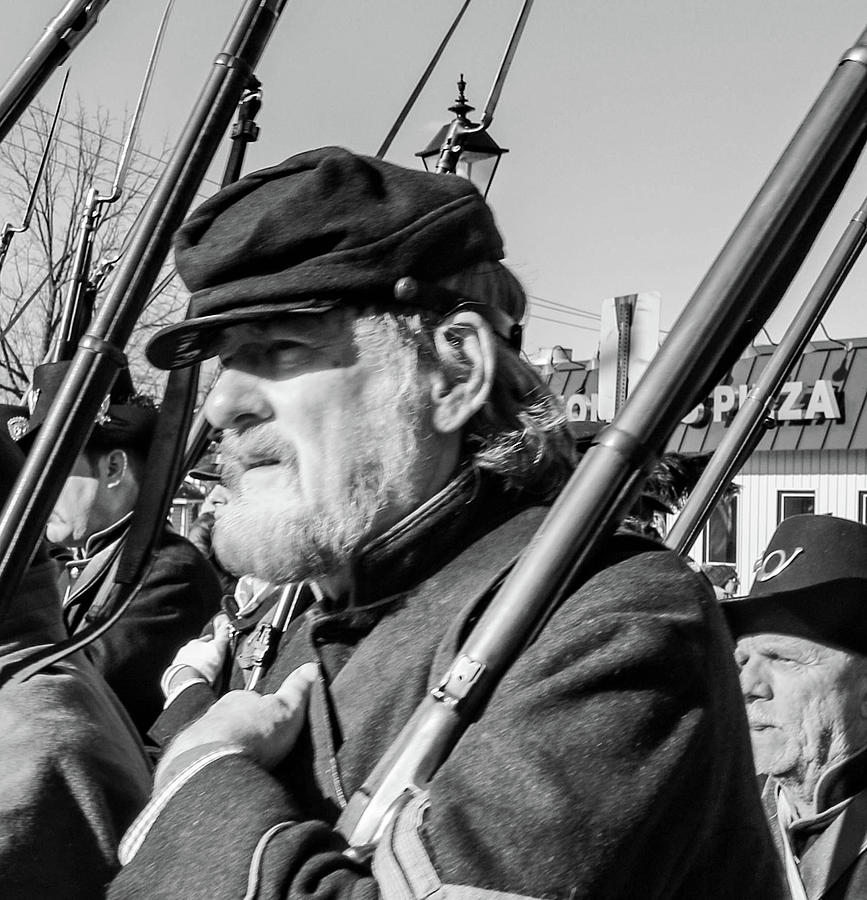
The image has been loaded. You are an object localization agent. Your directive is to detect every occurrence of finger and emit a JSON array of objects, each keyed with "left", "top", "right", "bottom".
[
  {"left": 200, "top": 614, "right": 230, "bottom": 646},
  {"left": 274, "top": 662, "right": 319, "bottom": 705},
  {"left": 212, "top": 618, "right": 232, "bottom": 651}
]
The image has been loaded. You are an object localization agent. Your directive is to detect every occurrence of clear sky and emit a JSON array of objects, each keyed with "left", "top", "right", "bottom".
[{"left": 5, "top": 0, "right": 867, "bottom": 361}]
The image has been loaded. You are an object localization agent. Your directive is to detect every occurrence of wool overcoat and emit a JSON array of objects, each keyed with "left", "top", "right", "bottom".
[
  {"left": 111, "top": 472, "right": 785, "bottom": 899},
  {"left": 0, "top": 560, "right": 152, "bottom": 899},
  {"left": 63, "top": 519, "right": 223, "bottom": 739}
]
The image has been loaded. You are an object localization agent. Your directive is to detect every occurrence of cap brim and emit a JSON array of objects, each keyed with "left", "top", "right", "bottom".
[
  {"left": 146, "top": 298, "right": 343, "bottom": 370},
  {"left": 720, "top": 580, "right": 867, "bottom": 655},
  {"left": 188, "top": 468, "right": 221, "bottom": 481}
]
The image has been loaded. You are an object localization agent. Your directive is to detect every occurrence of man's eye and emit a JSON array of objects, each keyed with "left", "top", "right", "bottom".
[{"left": 268, "top": 342, "right": 308, "bottom": 363}]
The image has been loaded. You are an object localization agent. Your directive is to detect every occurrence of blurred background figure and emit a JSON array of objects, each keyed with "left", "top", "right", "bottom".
[
  {"left": 0, "top": 426, "right": 151, "bottom": 899},
  {"left": 186, "top": 460, "right": 237, "bottom": 598},
  {"left": 14, "top": 361, "right": 222, "bottom": 741},
  {"left": 701, "top": 563, "right": 739, "bottom": 599}
]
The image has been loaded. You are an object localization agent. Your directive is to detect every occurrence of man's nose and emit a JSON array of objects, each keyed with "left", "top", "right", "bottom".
[
  {"left": 205, "top": 368, "right": 273, "bottom": 431},
  {"left": 739, "top": 658, "right": 772, "bottom": 702}
]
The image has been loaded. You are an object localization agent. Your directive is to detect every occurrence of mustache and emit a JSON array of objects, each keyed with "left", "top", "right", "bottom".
[
  {"left": 747, "top": 714, "right": 777, "bottom": 729},
  {"left": 220, "top": 427, "right": 297, "bottom": 486}
]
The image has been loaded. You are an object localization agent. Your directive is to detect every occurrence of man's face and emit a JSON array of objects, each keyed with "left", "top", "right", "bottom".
[
  {"left": 204, "top": 311, "right": 449, "bottom": 584},
  {"left": 200, "top": 484, "right": 230, "bottom": 517},
  {"left": 47, "top": 452, "right": 100, "bottom": 546},
  {"left": 735, "top": 633, "right": 867, "bottom": 785}
]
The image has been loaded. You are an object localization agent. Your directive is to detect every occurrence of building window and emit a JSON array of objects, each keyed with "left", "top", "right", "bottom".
[
  {"left": 169, "top": 500, "right": 202, "bottom": 538},
  {"left": 703, "top": 494, "right": 738, "bottom": 564},
  {"left": 777, "top": 491, "right": 815, "bottom": 523},
  {"left": 860, "top": 491, "right": 867, "bottom": 525}
]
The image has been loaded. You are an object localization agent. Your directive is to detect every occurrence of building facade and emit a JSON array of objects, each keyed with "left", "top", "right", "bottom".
[{"left": 547, "top": 338, "right": 867, "bottom": 589}]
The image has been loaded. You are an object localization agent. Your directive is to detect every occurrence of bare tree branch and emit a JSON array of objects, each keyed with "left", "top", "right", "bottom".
[{"left": 0, "top": 99, "right": 177, "bottom": 404}]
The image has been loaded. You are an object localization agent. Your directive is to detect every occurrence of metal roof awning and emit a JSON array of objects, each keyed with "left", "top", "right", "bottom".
[{"left": 546, "top": 338, "right": 867, "bottom": 454}]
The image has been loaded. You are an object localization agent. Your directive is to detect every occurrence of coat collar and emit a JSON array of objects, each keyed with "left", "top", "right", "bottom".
[
  {"left": 76, "top": 510, "right": 133, "bottom": 562},
  {"left": 329, "top": 466, "right": 537, "bottom": 612},
  {"left": 813, "top": 743, "right": 867, "bottom": 813},
  {"left": 766, "top": 748, "right": 867, "bottom": 899}
]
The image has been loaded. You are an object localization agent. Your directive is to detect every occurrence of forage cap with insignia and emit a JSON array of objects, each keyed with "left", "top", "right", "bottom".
[
  {"left": 12, "top": 361, "right": 157, "bottom": 451},
  {"left": 722, "top": 514, "right": 867, "bottom": 656}
]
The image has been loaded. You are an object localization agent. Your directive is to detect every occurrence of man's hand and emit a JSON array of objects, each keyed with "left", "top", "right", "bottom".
[
  {"left": 164, "top": 613, "right": 233, "bottom": 690},
  {"left": 155, "top": 663, "right": 319, "bottom": 789}
]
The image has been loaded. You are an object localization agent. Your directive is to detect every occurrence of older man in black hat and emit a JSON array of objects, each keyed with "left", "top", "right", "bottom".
[
  {"left": 110, "top": 147, "right": 783, "bottom": 899},
  {"left": 14, "top": 361, "right": 222, "bottom": 740},
  {"left": 725, "top": 514, "right": 867, "bottom": 900}
]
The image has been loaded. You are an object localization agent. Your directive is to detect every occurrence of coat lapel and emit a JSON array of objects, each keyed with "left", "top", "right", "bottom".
[
  {"left": 62, "top": 535, "right": 125, "bottom": 635},
  {"left": 762, "top": 775, "right": 786, "bottom": 859},
  {"left": 798, "top": 789, "right": 867, "bottom": 899}
]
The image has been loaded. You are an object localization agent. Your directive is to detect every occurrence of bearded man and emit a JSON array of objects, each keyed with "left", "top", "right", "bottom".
[
  {"left": 725, "top": 514, "right": 867, "bottom": 899},
  {"left": 109, "top": 147, "right": 783, "bottom": 899}
]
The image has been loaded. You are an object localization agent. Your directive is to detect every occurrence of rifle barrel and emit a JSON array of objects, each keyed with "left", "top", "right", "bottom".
[
  {"left": 0, "top": 0, "right": 109, "bottom": 143},
  {"left": 0, "top": 0, "right": 288, "bottom": 619},
  {"left": 666, "top": 191, "right": 867, "bottom": 554},
  {"left": 340, "top": 27, "right": 867, "bottom": 850}
]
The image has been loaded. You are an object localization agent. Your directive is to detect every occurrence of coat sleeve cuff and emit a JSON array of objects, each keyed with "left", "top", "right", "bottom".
[
  {"left": 147, "top": 681, "right": 217, "bottom": 749},
  {"left": 119, "top": 745, "right": 244, "bottom": 864}
]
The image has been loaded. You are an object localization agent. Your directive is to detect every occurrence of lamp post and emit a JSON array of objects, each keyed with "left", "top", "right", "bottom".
[{"left": 416, "top": 76, "right": 508, "bottom": 198}]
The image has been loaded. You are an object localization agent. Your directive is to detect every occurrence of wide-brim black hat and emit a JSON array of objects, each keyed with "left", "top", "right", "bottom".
[
  {"left": 721, "top": 514, "right": 867, "bottom": 656},
  {"left": 16, "top": 361, "right": 157, "bottom": 450},
  {"left": 146, "top": 146, "right": 519, "bottom": 370}
]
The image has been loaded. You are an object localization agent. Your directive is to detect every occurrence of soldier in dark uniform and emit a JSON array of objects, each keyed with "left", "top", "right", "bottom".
[
  {"left": 0, "top": 425, "right": 151, "bottom": 899},
  {"left": 110, "top": 147, "right": 784, "bottom": 899},
  {"left": 15, "top": 361, "right": 222, "bottom": 740}
]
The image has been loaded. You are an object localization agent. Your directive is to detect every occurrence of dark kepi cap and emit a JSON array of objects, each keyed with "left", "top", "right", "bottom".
[
  {"left": 15, "top": 361, "right": 157, "bottom": 451},
  {"left": 188, "top": 461, "right": 221, "bottom": 482},
  {"left": 721, "top": 514, "right": 867, "bottom": 656},
  {"left": 147, "top": 146, "right": 517, "bottom": 370}
]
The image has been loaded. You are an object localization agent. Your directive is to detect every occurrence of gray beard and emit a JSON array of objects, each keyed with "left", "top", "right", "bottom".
[{"left": 213, "top": 401, "right": 427, "bottom": 586}]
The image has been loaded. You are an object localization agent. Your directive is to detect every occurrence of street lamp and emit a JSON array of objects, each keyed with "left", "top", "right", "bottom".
[{"left": 416, "top": 76, "right": 508, "bottom": 199}]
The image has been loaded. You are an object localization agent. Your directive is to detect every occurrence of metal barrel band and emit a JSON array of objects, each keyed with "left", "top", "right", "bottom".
[
  {"left": 77, "top": 334, "right": 128, "bottom": 369},
  {"left": 214, "top": 52, "right": 254, "bottom": 78},
  {"left": 591, "top": 425, "right": 655, "bottom": 469},
  {"left": 840, "top": 45, "right": 867, "bottom": 67}
]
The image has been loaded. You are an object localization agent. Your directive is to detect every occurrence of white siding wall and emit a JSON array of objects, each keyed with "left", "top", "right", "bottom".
[{"left": 684, "top": 450, "right": 867, "bottom": 590}]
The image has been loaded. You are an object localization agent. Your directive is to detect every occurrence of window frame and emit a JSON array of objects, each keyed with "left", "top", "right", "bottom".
[
  {"left": 859, "top": 491, "right": 867, "bottom": 525},
  {"left": 702, "top": 493, "right": 738, "bottom": 565},
  {"left": 776, "top": 490, "right": 815, "bottom": 524}
]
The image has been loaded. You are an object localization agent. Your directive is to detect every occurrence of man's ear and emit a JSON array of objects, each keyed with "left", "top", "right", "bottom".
[
  {"left": 103, "top": 449, "right": 129, "bottom": 489},
  {"left": 429, "top": 310, "right": 496, "bottom": 434}
]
